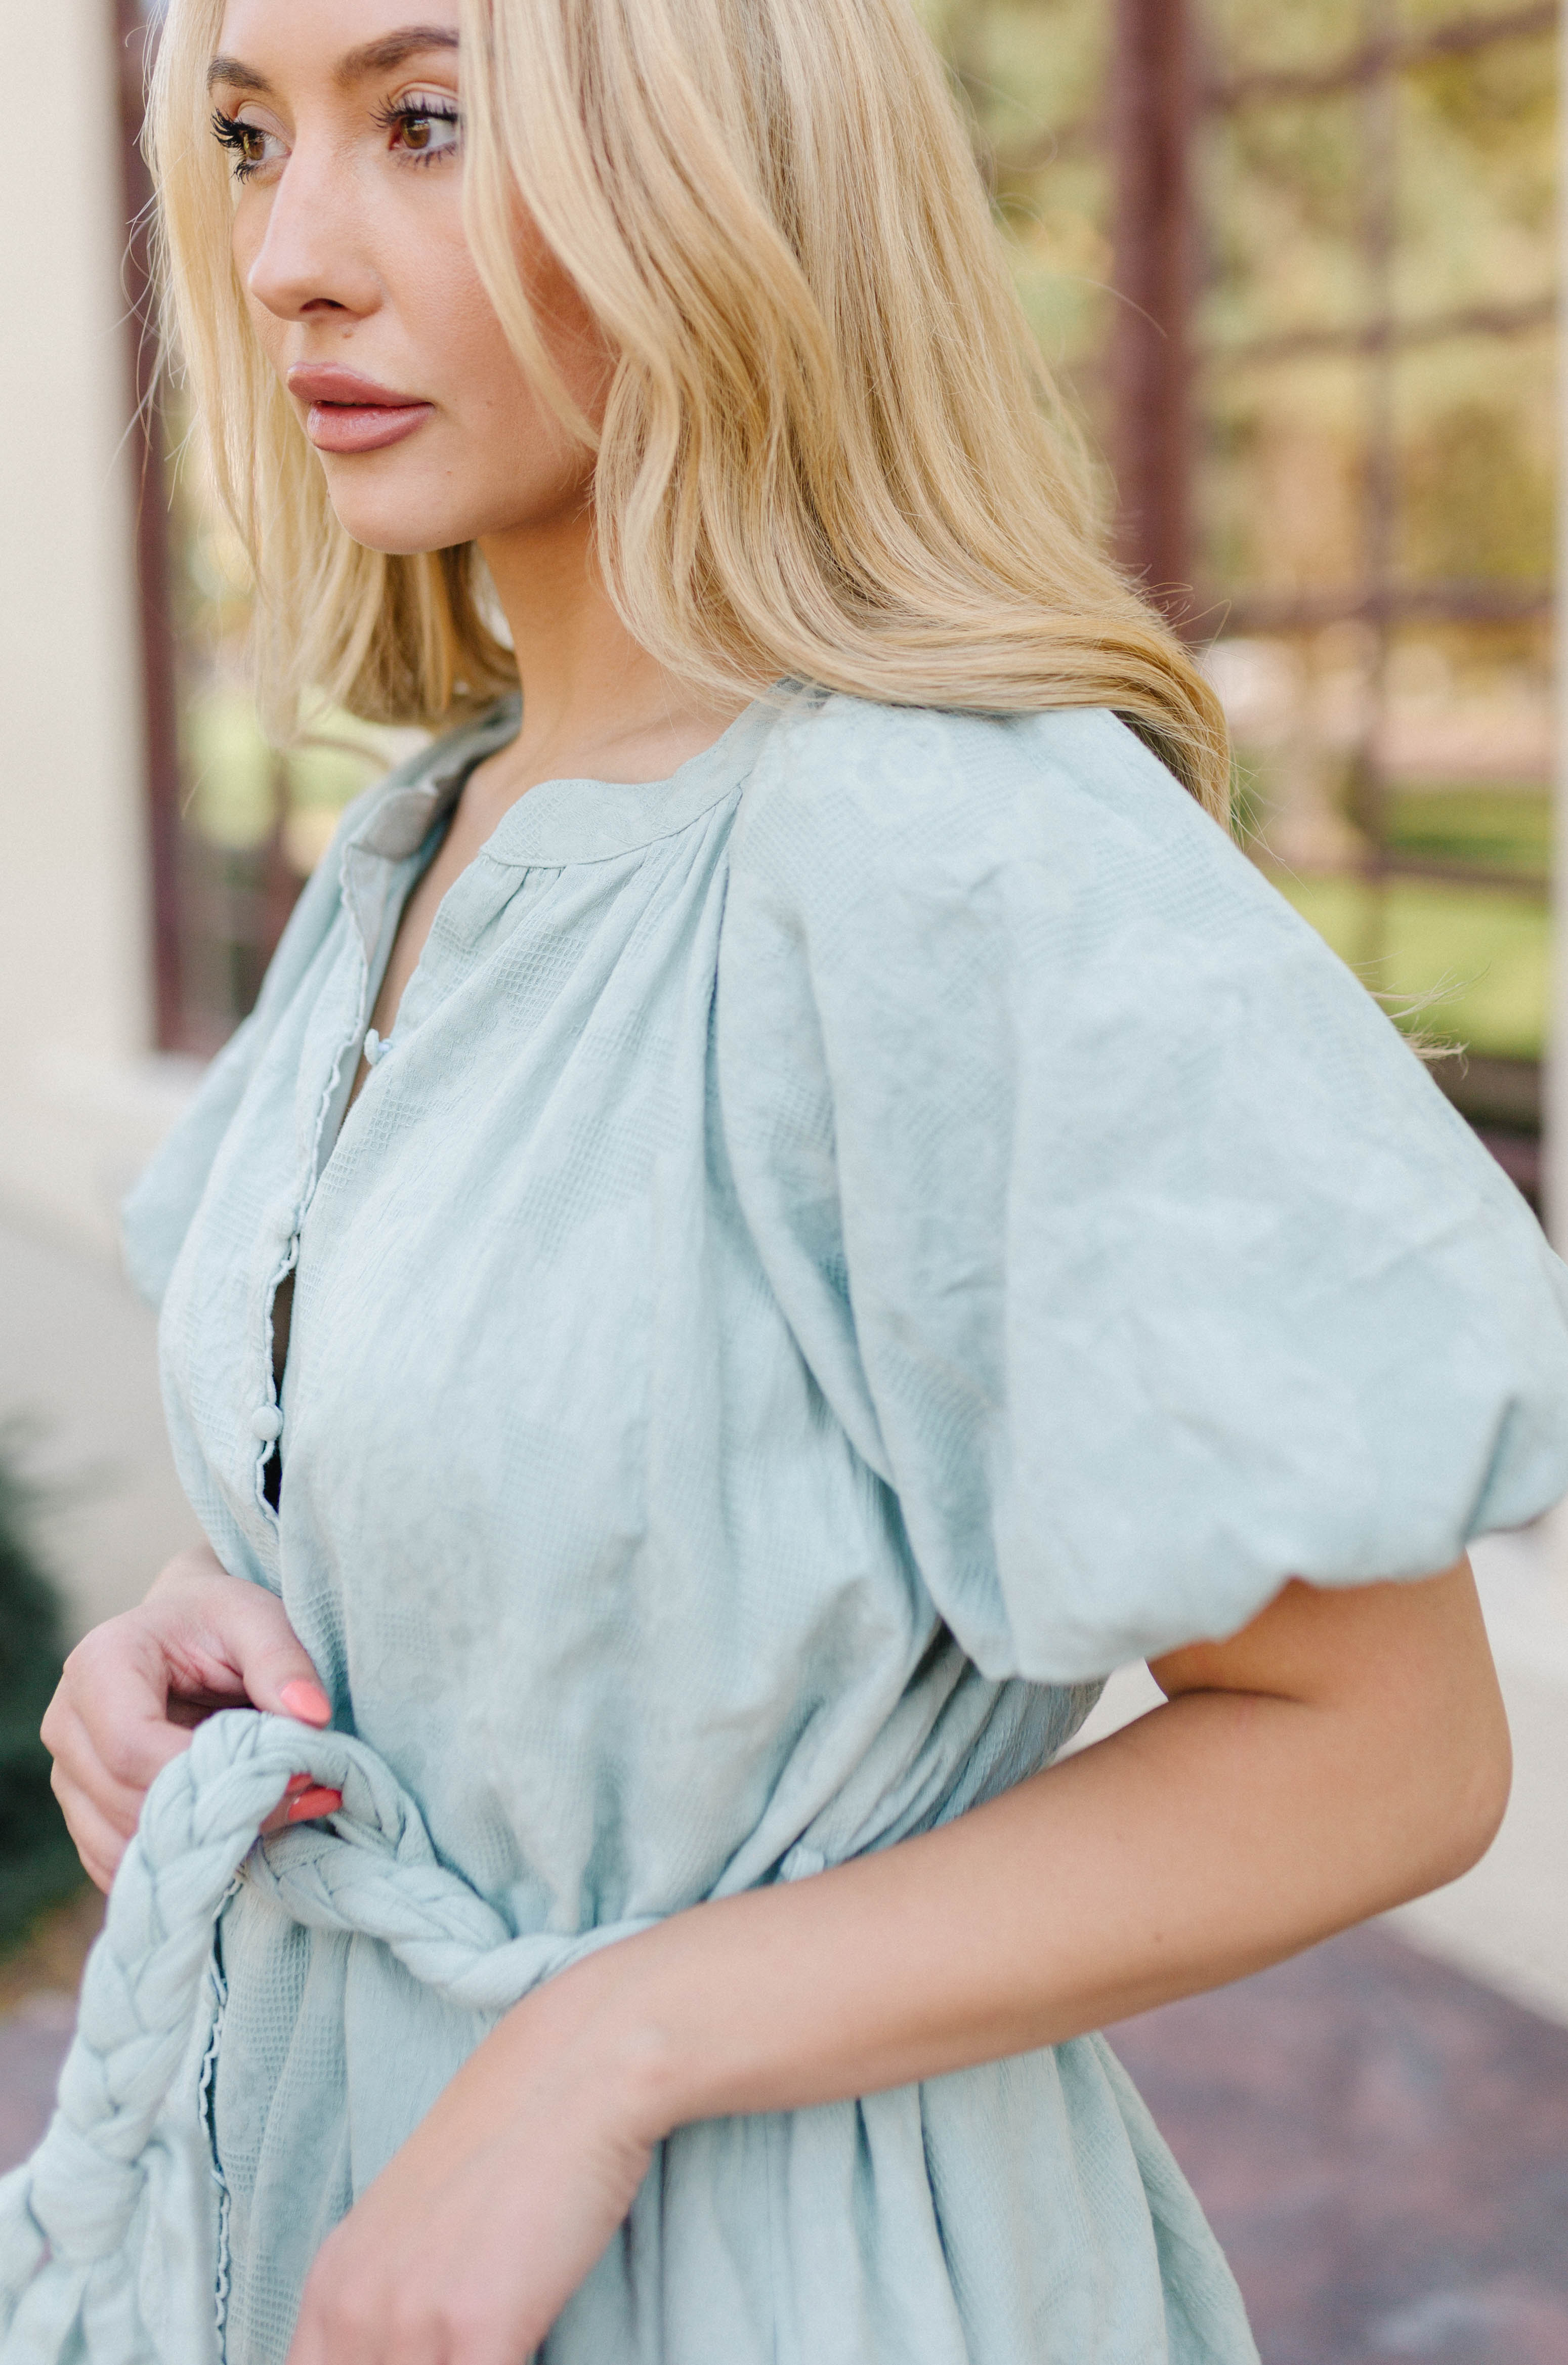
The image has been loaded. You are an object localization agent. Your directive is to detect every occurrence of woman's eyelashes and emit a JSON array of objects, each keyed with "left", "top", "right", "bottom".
[
  {"left": 210, "top": 108, "right": 283, "bottom": 183},
  {"left": 209, "top": 94, "right": 461, "bottom": 184},
  {"left": 371, "top": 95, "right": 463, "bottom": 163}
]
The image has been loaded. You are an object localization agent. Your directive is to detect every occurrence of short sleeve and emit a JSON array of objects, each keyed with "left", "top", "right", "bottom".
[{"left": 716, "top": 694, "right": 1568, "bottom": 1683}]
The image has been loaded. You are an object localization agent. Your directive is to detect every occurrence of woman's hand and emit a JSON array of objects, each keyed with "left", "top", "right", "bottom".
[
  {"left": 286, "top": 1962, "right": 655, "bottom": 2365},
  {"left": 41, "top": 1541, "right": 343, "bottom": 1891}
]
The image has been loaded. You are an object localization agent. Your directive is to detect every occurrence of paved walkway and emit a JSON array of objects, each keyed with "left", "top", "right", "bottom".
[{"left": 1113, "top": 1926, "right": 1568, "bottom": 2363}]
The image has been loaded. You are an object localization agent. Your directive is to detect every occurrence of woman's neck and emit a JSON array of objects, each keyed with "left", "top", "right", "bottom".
[{"left": 477, "top": 505, "right": 747, "bottom": 803}]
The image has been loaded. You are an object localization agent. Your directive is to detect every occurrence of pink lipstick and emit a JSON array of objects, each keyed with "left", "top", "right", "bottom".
[{"left": 286, "top": 364, "right": 434, "bottom": 455}]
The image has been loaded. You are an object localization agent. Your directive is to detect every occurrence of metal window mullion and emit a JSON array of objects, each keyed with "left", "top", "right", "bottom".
[
  {"left": 115, "top": 0, "right": 188, "bottom": 1052},
  {"left": 1109, "top": 0, "right": 1196, "bottom": 623},
  {"left": 1349, "top": 0, "right": 1400, "bottom": 911}
]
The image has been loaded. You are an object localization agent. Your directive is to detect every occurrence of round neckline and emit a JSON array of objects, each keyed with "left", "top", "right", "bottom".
[{"left": 439, "top": 688, "right": 793, "bottom": 871}]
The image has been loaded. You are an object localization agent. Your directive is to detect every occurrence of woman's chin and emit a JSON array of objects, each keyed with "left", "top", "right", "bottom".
[
  {"left": 320, "top": 451, "right": 594, "bottom": 561},
  {"left": 326, "top": 504, "right": 468, "bottom": 560}
]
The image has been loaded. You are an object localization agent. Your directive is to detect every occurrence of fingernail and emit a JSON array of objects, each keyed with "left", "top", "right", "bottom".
[
  {"left": 284, "top": 1773, "right": 311, "bottom": 1795},
  {"left": 280, "top": 1680, "right": 332, "bottom": 1725},
  {"left": 286, "top": 1788, "right": 342, "bottom": 1823}
]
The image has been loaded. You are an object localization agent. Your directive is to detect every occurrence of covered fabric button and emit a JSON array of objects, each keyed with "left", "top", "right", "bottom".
[{"left": 250, "top": 1406, "right": 283, "bottom": 1444}]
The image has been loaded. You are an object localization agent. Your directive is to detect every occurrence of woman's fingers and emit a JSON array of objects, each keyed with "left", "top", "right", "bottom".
[
  {"left": 190, "top": 1580, "right": 334, "bottom": 1726},
  {"left": 39, "top": 1555, "right": 341, "bottom": 1891},
  {"left": 49, "top": 1771, "right": 131, "bottom": 1894},
  {"left": 135, "top": 1550, "right": 334, "bottom": 1728},
  {"left": 44, "top": 1659, "right": 193, "bottom": 1886},
  {"left": 259, "top": 1772, "right": 313, "bottom": 1838},
  {"left": 288, "top": 1787, "right": 343, "bottom": 1820},
  {"left": 42, "top": 1627, "right": 194, "bottom": 1809},
  {"left": 259, "top": 1776, "right": 344, "bottom": 1837},
  {"left": 42, "top": 1701, "right": 146, "bottom": 1841}
]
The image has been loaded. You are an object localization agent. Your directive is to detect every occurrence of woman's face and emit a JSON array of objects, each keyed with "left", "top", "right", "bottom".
[{"left": 212, "top": 0, "right": 604, "bottom": 556}]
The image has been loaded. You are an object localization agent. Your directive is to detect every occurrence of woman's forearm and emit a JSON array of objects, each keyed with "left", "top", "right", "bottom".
[{"left": 517, "top": 1562, "right": 1507, "bottom": 2143}]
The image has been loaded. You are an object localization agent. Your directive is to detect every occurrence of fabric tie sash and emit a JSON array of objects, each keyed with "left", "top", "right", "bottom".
[{"left": 0, "top": 1710, "right": 653, "bottom": 2364}]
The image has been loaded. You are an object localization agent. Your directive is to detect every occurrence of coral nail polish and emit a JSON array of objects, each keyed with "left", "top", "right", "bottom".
[
  {"left": 286, "top": 1788, "right": 343, "bottom": 1824},
  {"left": 280, "top": 1680, "right": 332, "bottom": 1724}
]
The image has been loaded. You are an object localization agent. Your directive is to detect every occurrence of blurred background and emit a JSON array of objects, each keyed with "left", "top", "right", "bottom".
[{"left": 2, "top": 2, "right": 1566, "bottom": 2357}]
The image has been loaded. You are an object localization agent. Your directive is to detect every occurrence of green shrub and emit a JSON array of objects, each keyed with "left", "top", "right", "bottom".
[{"left": 0, "top": 1448, "right": 86, "bottom": 1946}]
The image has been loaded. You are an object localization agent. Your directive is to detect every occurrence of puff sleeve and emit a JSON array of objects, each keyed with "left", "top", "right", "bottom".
[{"left": 716, "top": 694, "right": 1568, "bottom": 1683}]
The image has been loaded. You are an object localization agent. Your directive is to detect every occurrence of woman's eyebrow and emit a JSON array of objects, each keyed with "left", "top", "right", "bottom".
[
  {"left": 333, "top": 27, "right": 460, "bottom": 85},
  {"left": 204, "top": 28, "right": 458, "bottom": 100},
  {"left": 206, "top": 57, "right": 271, "bottom": 95}
]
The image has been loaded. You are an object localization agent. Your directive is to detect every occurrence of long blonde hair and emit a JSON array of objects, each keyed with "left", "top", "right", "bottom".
[{"left": 148, "top": 0, "right": 1230, "bottom": 818}]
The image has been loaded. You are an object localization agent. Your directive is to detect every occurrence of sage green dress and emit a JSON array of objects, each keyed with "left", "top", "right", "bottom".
[{"left": 117, "top": 686, "right": 1568, "bottom": 2363}]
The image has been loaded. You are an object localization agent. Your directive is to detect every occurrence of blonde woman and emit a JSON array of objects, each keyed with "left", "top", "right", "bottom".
[{"left": 41, "top": 0, "right": 1568, "bottom": 2359}]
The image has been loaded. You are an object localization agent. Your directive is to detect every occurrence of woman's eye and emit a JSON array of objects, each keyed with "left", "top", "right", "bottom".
[
  {"left": 210, "top": 109, "right": 282, "bottom": 181},
  {"left": 386, "top": 101, "right": 461, "bottom": 161}
]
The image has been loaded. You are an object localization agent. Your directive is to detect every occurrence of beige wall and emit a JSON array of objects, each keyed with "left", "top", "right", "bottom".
[{"left": 0, "top": 0, "right": 192, "bottom": 1259}]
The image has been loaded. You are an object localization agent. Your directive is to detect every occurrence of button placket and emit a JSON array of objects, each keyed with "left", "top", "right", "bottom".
[
  {"left": 252, "top": 757, "right": 482, "bottom": 1523},
  {"left": 235, "top": 705, "right": 520, "bottom": 1541}
]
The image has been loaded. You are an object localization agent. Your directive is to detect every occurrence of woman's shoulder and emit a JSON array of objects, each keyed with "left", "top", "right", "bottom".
[
  {"left": 718, "top": 684, "right": 1521, "bottom": 1259},
  {"left": 731, "top": 687, "right": 1268, "bottom": 951},
  {"left": 740, "top": 687, "right": 1181, "bottom": 834}
]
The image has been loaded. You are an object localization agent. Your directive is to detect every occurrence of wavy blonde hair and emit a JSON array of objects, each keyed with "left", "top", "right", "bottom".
[{"left": 148, "top": 0, "right": 1230, "bottom": 817}]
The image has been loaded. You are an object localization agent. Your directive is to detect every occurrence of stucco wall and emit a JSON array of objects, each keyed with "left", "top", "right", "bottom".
[{"left": 0, "top": 0, "right": 192, "bottom": 1259}]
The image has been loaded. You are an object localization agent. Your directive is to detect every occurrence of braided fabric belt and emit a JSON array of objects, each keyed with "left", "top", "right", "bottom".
[{"left": 0, "top": 1711, "right": 653, "bottom": 2363}]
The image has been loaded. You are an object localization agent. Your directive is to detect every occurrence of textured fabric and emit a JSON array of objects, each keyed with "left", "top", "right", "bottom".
[
  {"left": 0, "top": 1710, "right": 1247, "bottom": 2365},
  {"left": 100, "top": 685, "right": 1568, "bottom": 2363},
  {"left": 0, "top": 1709, "right": 657, "bottom": 2364}
]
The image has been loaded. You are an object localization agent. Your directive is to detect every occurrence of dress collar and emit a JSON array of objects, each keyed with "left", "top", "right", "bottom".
[{"left": 341, "top": 688, "right": 793, "bottom": 875}]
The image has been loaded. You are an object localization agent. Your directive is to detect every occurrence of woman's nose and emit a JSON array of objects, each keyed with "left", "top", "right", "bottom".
[{"left": 244, "top": 149, "right": 382, "bottom": 325}]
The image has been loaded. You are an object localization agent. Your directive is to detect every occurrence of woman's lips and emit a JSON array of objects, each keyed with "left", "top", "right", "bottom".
[
  {"left": 286, "top": 366, "right": 434, "bottom": 455},
  {"left": 305, "top": 400, "right": 434, "bottom": 454}
]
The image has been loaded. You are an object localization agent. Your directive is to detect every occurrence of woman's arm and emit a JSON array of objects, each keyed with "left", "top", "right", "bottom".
[
  {"left": 289, "top": 1558, "right": 1508, "bottom": 2363},
  {"left": 594, "top": 1556, "right": 1509, "bottom": 2110}
]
